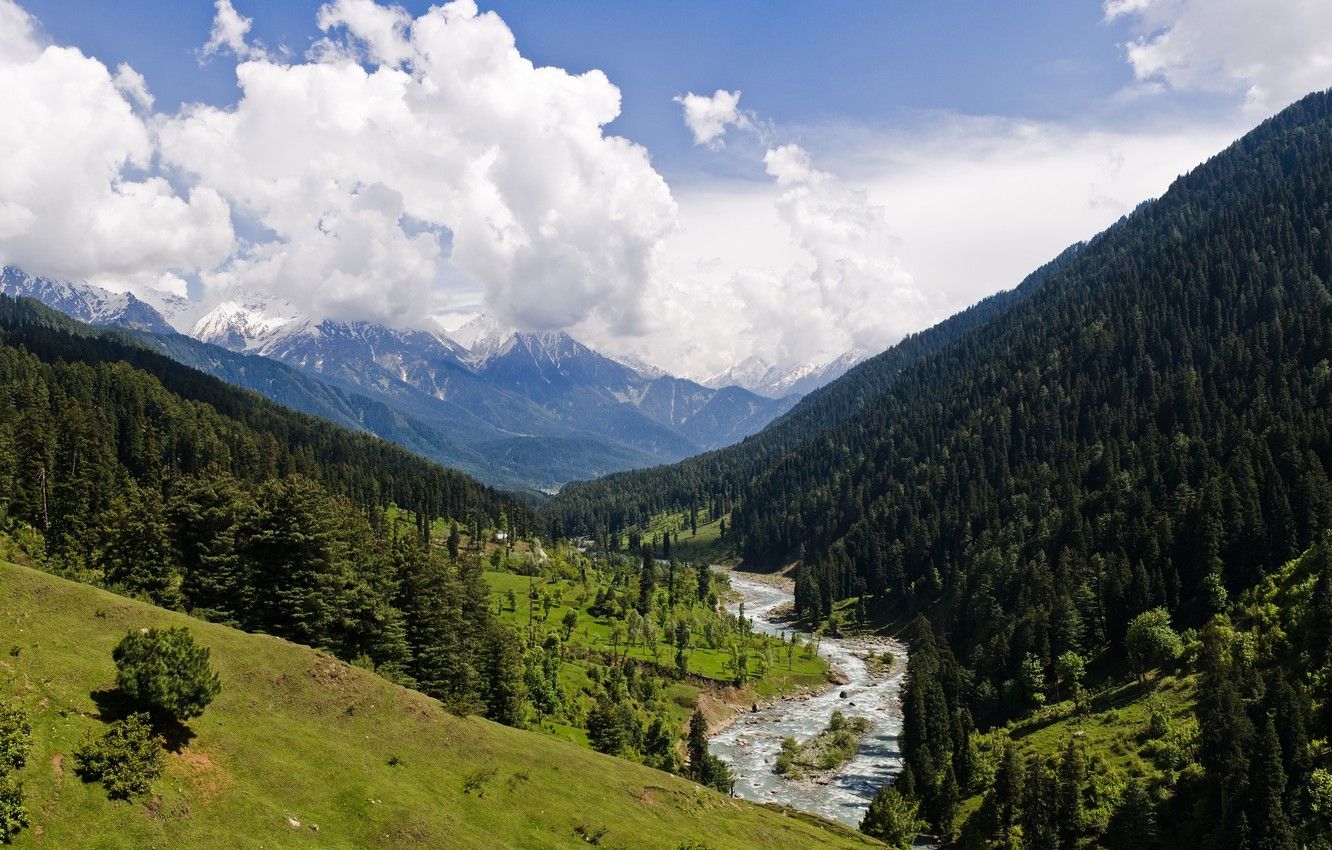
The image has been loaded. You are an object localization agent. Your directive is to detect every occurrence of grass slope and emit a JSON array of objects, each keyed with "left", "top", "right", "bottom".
[{"left": 0, "top": 562, "right": 879, "bottom": 850}]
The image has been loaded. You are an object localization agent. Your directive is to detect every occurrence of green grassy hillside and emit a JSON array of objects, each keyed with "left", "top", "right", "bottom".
[{"left": 0, "top": 561, "right": 878, "bottom": 850}]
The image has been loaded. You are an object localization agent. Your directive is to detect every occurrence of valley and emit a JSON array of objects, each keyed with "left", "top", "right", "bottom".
[{"left": 1, "top": 2, "right": 1331, "bottom": 847}]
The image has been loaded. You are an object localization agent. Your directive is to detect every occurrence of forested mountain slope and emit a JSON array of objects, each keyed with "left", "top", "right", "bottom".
[
  {"left": 747, "top": 89, "right": 1332, "bottom": 635},
  {"left": 0, "top": 294, "right": 529, "bottom": 533},
  {"left": 543, "top": 242, "right": 1084, "bottom": 536},
  {"left": 550, "top": 89, "right": 1332, "bottom": 848}
]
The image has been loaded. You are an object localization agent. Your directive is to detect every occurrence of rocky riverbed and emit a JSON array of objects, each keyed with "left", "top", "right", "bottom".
[{"left": 708, "top": 572, "right": 907, "bottom": 828}]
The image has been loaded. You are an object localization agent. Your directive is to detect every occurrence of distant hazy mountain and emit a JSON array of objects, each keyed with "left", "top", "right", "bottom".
[
  {"left": 704, "top": 349, "right": 869, "bottom": 398},
  {"left": 2, "top": 269, "right": 795, "bottom": 490}
]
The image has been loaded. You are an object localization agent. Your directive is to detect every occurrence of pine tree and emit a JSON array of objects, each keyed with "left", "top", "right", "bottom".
[
  {"left": 167, "top": 474, "right": 251, "bottom": 622},
  {"left": 992, "top": 741, "right": 1023, "bottom": 834},
  {"left": 1104, "top": 779, "right": 1156, "bottom": 849},
  {"left": 1055, "top": 738, "right": 1086, "bottom": 849},
  {"left": 686, "top": 710, "right": 730, "bottom": 793},
  {"left": 447, "top": 521, "right": 461, "bottom": 562},
  {"left": 1251, "top": 717, "right": 1296, "bottom": 850},
  {"left": 695, "top": 560, "right": 710, "bottom": 606},
  {"left": 637, "top": 541, "right": 655, "bottom": 614},
  {"left": 1020, "top": 757, "right": 1058, "bottom": 850},
  {"left": 99, "top": 482, "right": 179, "bottom": 607}
]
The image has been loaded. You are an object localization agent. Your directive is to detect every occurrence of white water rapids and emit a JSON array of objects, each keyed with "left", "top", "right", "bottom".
[{"left": 708, "top": 572, "right": 907, "bottom": 828}]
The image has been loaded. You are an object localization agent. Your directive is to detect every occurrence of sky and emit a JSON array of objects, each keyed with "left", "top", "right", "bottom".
[{"left": 2, "top": 0, "right": 1330, "bottom": 380}]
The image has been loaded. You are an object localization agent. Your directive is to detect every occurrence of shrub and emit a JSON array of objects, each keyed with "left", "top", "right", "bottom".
[
  {"left": 462, "top": 767, "right": 497, "bottom": 795},
  {"left": 0, "top": 703, "right": 30, "bottom": 773},
  {"left": 113, "top": 627, "right": 221, "bottom": 722},
  {"left": 0, "top": 774, "right": 28, "bottom": 844},
  {"left": 860, "top": 785, "right": 920, "bottom": 848},
  {"left": 73, "top": 713, "right": 164, "bottom": 800}
]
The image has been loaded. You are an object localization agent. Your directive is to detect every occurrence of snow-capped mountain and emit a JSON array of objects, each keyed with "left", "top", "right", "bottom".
[
  {"left": 186, "top": 299, "right": 795, "bottom": 484},
  {"left": 5, "top": 265, "right": 797, "bottom": 489},
  {"left": 608, "top": 352, "right": 668, "bottom": 380},
  {"left": 191, "top": 293, "right": 306, "bottom": 351},
  {"left": 0, "top": 267, "right": 183, "bottom": 334},
  {"left": 705, "top": 349, "right": 870, "bottom": 399},
  {"left": 447, "top": 314, "right": 511, "bottom": 365}
]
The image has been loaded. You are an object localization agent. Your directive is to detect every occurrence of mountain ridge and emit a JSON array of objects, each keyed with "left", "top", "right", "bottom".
[{"left": 1, "top": 270, "right": 796, "bottom": 490}]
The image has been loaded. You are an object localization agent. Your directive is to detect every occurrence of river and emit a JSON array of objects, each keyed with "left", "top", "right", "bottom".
[{"left": 708, "top": 572, "right": 907, "bottom": 829}]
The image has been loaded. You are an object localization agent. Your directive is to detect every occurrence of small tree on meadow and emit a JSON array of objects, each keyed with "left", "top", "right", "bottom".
[
  {"left": 1055, "top": 650, "right": 1086, "bottom": 708},
  {"left": 0, "top": 774, "right": 27, "bottom": 844},
  {"left": 1125, "top": 608, "right": 1182, "bottom": 683},
  {"left": 113, "top": 627, "right": 221, "bottom": 722},
  {"left": 0, "top": 703, "right": 30, "bottom": 773},
  {"left": 0, "top": 701, "right": 31, "bottom": 845}
]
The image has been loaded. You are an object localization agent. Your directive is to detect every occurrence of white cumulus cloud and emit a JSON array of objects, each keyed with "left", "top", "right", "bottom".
[
  {"left": 1105, "top": 0, "right": 1332, "bottom": 114},
  {"left": 202, "top": 0, "right": 265, "bottom": 61},
  {"left": 162, "top": 0, "right": 677, "bottom": 331},
  {"left": 675, "top": 89, "right": 751, "bottom": 147},
  {"left": 0, "top": 0, "right": 234, "bottom": 288},
  {"left": 603, "top": 140, "right": 926, "bottom": 378}
]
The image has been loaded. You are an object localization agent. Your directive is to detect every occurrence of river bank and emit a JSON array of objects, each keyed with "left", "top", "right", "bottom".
[{"left": 708, "top": 571, "right": 907, "bottom": 829}]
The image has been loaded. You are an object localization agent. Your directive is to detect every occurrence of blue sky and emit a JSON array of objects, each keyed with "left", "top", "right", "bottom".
[
  {"left": 3, "top": 0, "right": 1329, "bottom": 377},
  {"left": 24, "top": 0, "right": 1145, "bottom": 176}
]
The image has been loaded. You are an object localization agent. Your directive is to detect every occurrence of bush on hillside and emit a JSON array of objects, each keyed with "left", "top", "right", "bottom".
[
  {"left": 0, "top": 703, "right": 30, "bottom": 773},
  {"left": 113, "top": 627, "right": 220, "bottom": 722},
  {"left": 860, "top": 785, "right": 920, "bottom": 849},
  {"left": 73, "top": 713, "right": 164, "bottom": 800},
  {"left": 0, "top": 773, "right": 28, "bottom": 844}
]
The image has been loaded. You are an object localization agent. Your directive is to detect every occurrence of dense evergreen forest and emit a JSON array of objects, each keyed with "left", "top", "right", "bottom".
[
  {"left": 0, "top": 295, "right": 537, "bottom": 723},
  {"left": 550, "top": 90, "right": 1332, "bottom": 846}
]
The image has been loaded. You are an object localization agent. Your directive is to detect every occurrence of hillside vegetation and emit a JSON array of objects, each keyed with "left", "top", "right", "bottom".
[
  {"left": 547, "top": 90, "right": 1332, "bottom": 847},
  {"left": 0, "top": 560, "right": 879, "bottom": 849}
]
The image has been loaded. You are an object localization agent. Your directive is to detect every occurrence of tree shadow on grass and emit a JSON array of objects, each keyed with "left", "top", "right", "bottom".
[{"left": 90, "top": 686, "right": 197, "bottom": 752}]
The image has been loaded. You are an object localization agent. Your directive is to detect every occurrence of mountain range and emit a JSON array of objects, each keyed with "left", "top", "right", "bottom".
[
  {"left": 703, "top": 349, "right": 868, "bottom": 398},
  {"left": 0, "top": 272, "right": 810, "bottom": 492}
]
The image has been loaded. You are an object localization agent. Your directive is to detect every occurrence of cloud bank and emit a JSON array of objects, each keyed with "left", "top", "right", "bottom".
[
  {"left": 161, "top": 0, "right": 677, "bottom": 331},
  {"left": 1105, "top": 0, "right": 1332, "bottom": 115}
]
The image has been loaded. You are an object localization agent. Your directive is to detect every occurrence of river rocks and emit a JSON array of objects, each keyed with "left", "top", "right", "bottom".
[{"left": 709, "top": 572, "right": 909, "bottom": 831}]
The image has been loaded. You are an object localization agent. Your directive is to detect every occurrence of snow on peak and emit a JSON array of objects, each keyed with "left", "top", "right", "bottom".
[
  {"left": 705, "top": 349, "right": 870, "bottom": 398},
  {"left": 190, "top": 293, "right": 305, "bottom": 351},
  {"left": 0, "top": 267, "right": 178, "bottom": 333},
  {"left": 447, "top": 314, "right": 511, "bottom": 364},
  {"left": 610, "top": 352, "right": 668, "bottom": 380}
]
